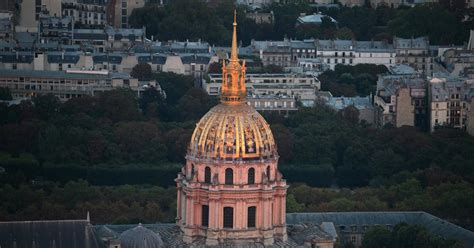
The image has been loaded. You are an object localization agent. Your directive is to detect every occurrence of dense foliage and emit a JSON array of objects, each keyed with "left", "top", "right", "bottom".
[
  {"left": 361, "top": 223, "right": 464, "bottom": 248},
  {"left": 1, "top": 73, "right": 474, "bottom": 230},
  {"left": 129, "top": 0, "right": 470, "bottom": 45},
  {"left": 319, "top": 64, "right": 388, "bottom": 96}
]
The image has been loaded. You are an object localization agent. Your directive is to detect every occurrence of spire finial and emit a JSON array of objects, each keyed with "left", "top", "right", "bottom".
[
  {"left": 220, "top": 10, "right": 246, "bottom": 105},
  {"left": 231, "top": 9, "right": 238, "bottom": 62}
]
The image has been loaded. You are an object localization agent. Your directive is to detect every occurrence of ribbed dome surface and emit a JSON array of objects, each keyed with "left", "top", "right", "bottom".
[
  {"left": 188, "top": 103, "right": 277, "bottom": 160},
  {"left": 119, "top": 225, "right": 164, "bottom": 248}
]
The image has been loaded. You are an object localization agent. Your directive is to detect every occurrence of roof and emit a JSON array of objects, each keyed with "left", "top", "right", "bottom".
[
  {"left": 286, "top": 212, "right": 474, "bottom": 247},
  {"left": 0, "top": 69, "right": 131, "bottom": 80},
  {"left": 326, "top": 96, "right": 373, "bottom": 110},
  {"left": 119, "top": 224, "right": 164, "bottom": 248},
  {"left": 73, "top": 29, "right": 107, "bottom": 40},
  {"left": 0, "top": 212, "right": 472, "bottom": 247},
  {"left": 47, "top": 52, "right": 81, "bottom": 64},
  {"left": 297, "top": 14, "right": 337, "bottom": 24},
  {"left": 388, "top": 64, "right": 416, "bottom": 75},
  {"left": 0, "top": 219, "right": 102, "bottom": 248},
  {"left": 0, "top": 52, "right": 34, "bottom": 63},
  {"left": 93, "top": 53, "right": 123, "bottom": 64},
  {"left": 288, "top": 223, "right": 334, "bottom": 245},
  {"left": 393, "top": 36, "right": 429, "bottom": 50}
]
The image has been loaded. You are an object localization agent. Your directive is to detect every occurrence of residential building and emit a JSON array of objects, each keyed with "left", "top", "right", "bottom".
[
  {"left": 250, "top": 38, "right": 397, "bottom": 70},
  {"left": 17, "top": 0, "right": 62, "bottom": 32},
  {"left": 0, "top": 18, "right": 13, "bottom": 39},
  {"left": 108, "top": 0, "right": 145, "bottom": 28},
  {"left": 247, "top": 94, "right": 298, "bottom": 114},
  {"left": 374, "top": 74, "right": 428, "bottom": 129},
  {"left": 251, "top": 39, "right": 316, "bottom": 67},
  {"left": 245, "top": 10, "right": 274, "bottom": 24},
  {"left": 0, "top": 69, "right": 139, "bottom": 101},
  {"left": 442, "top": 49, "right": 474, "bottom": 78},
  {"left": 38, "top": 16, "right": 74, "bottom": 44},
  {"left": 428, "top": 77, "right": 474, "bottom": 133},
  {"left": 204, "top": 73, "right": 320, "bottom": 107},
  {"left": 316, "top": 39, "right": 395, "bottom": 70},
  {"left": 393, "top": 36, "right": 434, "bottom": 76},
  {"left": 62, "top": 0, "right": 108, "bottom": 28}
]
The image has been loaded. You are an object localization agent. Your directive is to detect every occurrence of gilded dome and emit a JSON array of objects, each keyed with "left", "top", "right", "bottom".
[
  {"left": 187, "top": 12, "right": 277, "bottom": 161},
  {"left": 188, "top": 103, "right": 277, "bottom": 160}
]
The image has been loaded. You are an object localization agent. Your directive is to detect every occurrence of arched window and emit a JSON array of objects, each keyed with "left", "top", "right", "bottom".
[
  {"left": 248, "top": 168, "right": 255, "bottom": 184},
  {"left": 201, "top": 205, "right": 209, "bottom": 227},
  {"left": 225, "top": 168, "right": 233, "bottom": 185},
  {"left": 266, "top": 166, "right": 271, "bottom": 180},
  {"left": 223, "top": 207, "right": 233, "bottom": 228},
  {"left": 204, "top": 167, "right": 211, "bottom": 184},
  {"left": 247, "top": 206, "right": 256, "bottom": 228}
]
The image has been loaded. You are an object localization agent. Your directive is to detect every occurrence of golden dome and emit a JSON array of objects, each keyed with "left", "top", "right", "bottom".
[
  {"left": 188, "top": 103, "right": 277, "bottom": 160},
  {"left": 187, "top": 11, "right": 277, "bottom": 161}
]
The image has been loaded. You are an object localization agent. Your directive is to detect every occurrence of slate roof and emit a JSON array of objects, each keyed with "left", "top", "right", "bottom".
[
  {"left": 326, "top": 96, "right": 373, "bottom": 110},
  {"left": 73, "top": 29, "right": 107, "bottom": 41},
  {"left": 0, "top": 69, "right": 131, "bottom": 80},
  {"left": 1, "top": 212, "right": 472, "bottom": 248},
  {"left": 47, "top": 52, "right": 81, "bottom": 64},
  {"left": 286, "top": 212, "right": 474, "bottom": 247},
  {"left": 0, "top": 219, "right": 102, "bottom": 248},
  {"left": 93, "top": 53, "right": 123, "bottom": 64},
  {"left": 0, "top": 52, "right": 34, "bottom": 63},
  {"left": 297, "top": 14, "right": 337, "bottom": 24}
]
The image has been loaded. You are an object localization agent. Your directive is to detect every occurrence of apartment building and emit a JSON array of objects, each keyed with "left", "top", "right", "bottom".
[
  {"left": 204, "top": 73, "right": 320, "bottom": 107},
  {"left": 429, "top": 77, "right": 474, "bottom": 133},
  {"left": 0, "top": 69, "right": 138, "bottom": 101},
  {"left": 373, "top": 75, "right": 428, "bottom": 129}
]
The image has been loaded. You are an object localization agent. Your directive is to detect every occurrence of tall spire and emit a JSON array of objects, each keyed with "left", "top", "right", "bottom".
[
  {"left": 220, "top": 10, "right": 247, "bottom": 105},
  {"left": 230, "top": 10, "right": 238, "bottom": 62}
]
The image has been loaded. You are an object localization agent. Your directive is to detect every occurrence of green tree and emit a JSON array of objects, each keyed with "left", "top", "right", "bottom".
[
  {"left": 131, "top": 63, "right": 152, "bottom": 81},
  {"left": 0, "top": 87, "right": 12, "bottom": 100}
]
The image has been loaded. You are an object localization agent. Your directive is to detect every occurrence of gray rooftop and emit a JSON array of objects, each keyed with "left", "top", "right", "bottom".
[
  {"left": 286, "top": 212, "right": 474, "bottom": 247},
  {"left": 0, "top": 219, "right": 101, "bottom": 248},
  {"left": 0, "top": 69, "right": 131, "bottom": 80},
  {"left": 0, "top": 212, "right": 472, "bottom": 248}
]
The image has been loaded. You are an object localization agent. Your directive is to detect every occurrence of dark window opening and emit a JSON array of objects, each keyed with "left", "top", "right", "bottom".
[
  {"left": 248, "top": 168, "right": 255, "bottom": 184},
  {"left": 223, "top": 207, "right": 233, "bottom": 228},
  {"left": 201, "top": 205, "right": 209, "bottom": 227},
  {"left": 247, "top": 206, "right": 256, "bottom": 228},
  {"left": 204, "top": 167, "right": 211, "bottom": 184},
  {"left": 225, "top": 168, "right": 233, "bottom": 185}
]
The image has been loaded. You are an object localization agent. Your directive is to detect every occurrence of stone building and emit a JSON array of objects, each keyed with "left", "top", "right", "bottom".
[
  {"left": 176, "top": 15, "right": 289, "bottom": 245},
  {"left": 38, "top": 16, "right": 74, "bottom": 44},
  {"left": 393, "top": 36, "right": 434, "bottom": 76},
  {"left": 62, "top": 0, "right": 108, "bottom": 28},
  {"left": 0, "top": 69, "right": 139, "bottom": 101},
  {"left": 428, "top": 77, "right": 474, "bottom": 133},
  {"left": 374, "top": 74, "right": 428, "bottom": 129},
  {"left": 203, "top": 73, "right": 320, "bottom": 107}
]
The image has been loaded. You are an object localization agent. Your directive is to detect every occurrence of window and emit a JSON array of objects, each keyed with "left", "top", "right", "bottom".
[
  {"left": 225, "top": 168, "right": 233, "bottom": 185},
  {"left": 201, "top": 205, "right": 209, "bottom": 227},
  {"left": 248, "top": 168, "right": 255, "bottom": 184},
  {"left": 266, "top": 166, "right": 271, "bottom": 180},
  {"left": 247, "top": 206, "right": 256, "bottom": 228},
  {"left": 204, "top": 167, "right": 211, "bottom": 184},
  {"left": 351, "top": 236, "right": 356, "bottom": 243},
  {"left": 223, "top": 207, "right": 233, "bottom": 228}
]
